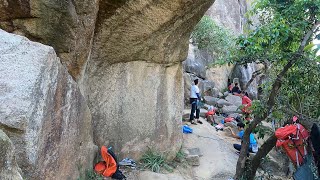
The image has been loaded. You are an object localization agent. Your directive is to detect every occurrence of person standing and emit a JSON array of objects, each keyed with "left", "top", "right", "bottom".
[{"left": 190, "top": 79, "right": 202, "bottom": 124}]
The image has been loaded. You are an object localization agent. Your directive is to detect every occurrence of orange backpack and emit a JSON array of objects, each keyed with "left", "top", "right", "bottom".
[{"left": 94, "top": 146, "right": 117, "bottom": 177}]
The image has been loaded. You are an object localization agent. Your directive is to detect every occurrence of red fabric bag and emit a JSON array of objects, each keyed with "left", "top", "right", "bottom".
[
  {"left": 224, "top": 117, "right": 234, "bottom": 123},
  {"left": 275, "top": 123, "right": 309, "bottom": 166},
  {"left": 205, "top": 109, "right": 215, "bottom": 117}
]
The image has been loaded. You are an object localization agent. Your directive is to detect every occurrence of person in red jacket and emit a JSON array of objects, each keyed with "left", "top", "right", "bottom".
[{"left": 240, "top": 91, "right": 252, "bottom": 121}]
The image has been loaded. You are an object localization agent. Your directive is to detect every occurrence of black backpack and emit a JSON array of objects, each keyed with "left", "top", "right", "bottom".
[
  {"left": 311, "top": 123, "right": 320, "bottom": 176},
  {"left": 107, "top": 148, "right": 126, "bottom": 180}
]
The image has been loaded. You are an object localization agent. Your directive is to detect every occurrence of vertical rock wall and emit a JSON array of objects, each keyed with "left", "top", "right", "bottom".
[
  {"left": 0, "top": 0, "right": 99, "bottom": 80},
  {"left": 88, "top": 0, "right": 216, "bottom": 159},
  {"left": 0, "top": 30, "right": 96, "bottom": 179},
  {"left": 1, "top": 0, "right": 219, "bottom": 178},
  {"left": 88, "top": 62, "right": 183, "bottom": 159},
  {"left": 183, "top": 0, "right": 250, "bottom": 96}
]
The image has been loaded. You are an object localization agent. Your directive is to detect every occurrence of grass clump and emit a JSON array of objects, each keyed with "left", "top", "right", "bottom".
[
  {"left": 78, "top": 168, "right": 104, "bottom": 180},
  {"left": 140, "top": 149, "right": 173, "bottom": 173},
  {"left": 175, "top": 148, "right": 187, "bottom": 162}
]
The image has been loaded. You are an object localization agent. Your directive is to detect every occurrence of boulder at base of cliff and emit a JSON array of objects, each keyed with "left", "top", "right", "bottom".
[
  {"left": 204, "top": 96, "right": 220, "bottom": 106},
  {"left": 0, "top": 30, "right": 96, "bottom": 179},
  {"left": 0, "top": 130, "right": 23, "bottom": 180},
  {"left": 222, "top": 105, "right": 241, "bottom": 114},
  {"left": 217, "top": 99, "right": 233, "bottom": 108},
  {"left": 225, "top": 94, "right": 242, "bottom": 107}
]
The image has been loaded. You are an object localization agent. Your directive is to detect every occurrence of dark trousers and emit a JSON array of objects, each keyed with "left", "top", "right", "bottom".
[
  {"left": 233, "top": 144, "right": 254, "bottom": 154},
  {"left": 190, "top": 98, "right": 200, "bottom": 121}
]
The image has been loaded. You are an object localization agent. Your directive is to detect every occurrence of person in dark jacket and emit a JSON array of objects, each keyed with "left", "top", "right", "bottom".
[{"left": 231, "top": 83, "right": 241, "bottom": 94}]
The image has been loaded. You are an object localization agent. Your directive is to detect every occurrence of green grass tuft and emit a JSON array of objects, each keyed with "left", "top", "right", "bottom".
[
  {"left": 78, "top": 168, "right": 104, "bottom": 180},
  {"left": 140, "top": 149, "right": 173, "bottom": 173}
]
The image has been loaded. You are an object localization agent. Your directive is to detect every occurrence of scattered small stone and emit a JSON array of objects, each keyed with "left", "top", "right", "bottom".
[
  {"left": 187, "top": 148, "right": 203, "bottom": 157},
  {"left": 186, "top": 155, "right": 200, "bottom": 166}
]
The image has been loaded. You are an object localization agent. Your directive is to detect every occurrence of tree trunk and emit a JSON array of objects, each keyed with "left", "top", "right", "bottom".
[{"left": 245, "top": 135, "right": 277, "bottom": 180}]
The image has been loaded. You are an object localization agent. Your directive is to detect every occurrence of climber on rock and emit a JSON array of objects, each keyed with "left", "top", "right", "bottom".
[{"left": 189, "top": 79, "right": 202, "bottom": 125}]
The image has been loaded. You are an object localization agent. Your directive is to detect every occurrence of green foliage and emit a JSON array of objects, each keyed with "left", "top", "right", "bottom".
[
  {"left": 254, "top": 123, "right": 273, "bottom": 139},
  {"left": 250, "top": 100, "right": 267, "bottom": 119},
  {"left": 231, "top": 0, "right": 320, "bottom": 121},
  {"left": 140, "top": 149, "right": 173, "bottom": 173},
  {"left": 191, "top": 15, "right": 236, "bottom": 65},
  {"left": 279, "top": 59, "right": 320, "bottom": 118},
  {"left": 77, "top": 169, "right": 103, "bottom": 180},
  {"left": 175, "top": 148, "right": 186, "bottom": 161},
  {"left": 230, "top": 0, "right": 320, "bottom": 65},
  {"left": 233, "top": 0, "right": 320, "bottom": 179}
]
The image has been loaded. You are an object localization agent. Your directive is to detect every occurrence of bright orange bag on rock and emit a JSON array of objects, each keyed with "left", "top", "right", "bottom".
[
  {"left": 275, "top": 123, "right": 309, "bottom": 166},
  {"left": 94, "top": 146, "right": 117, "bottom": 177}
]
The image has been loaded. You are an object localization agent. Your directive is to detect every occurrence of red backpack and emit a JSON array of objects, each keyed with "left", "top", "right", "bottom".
[{"left": 275, "top": 123, "right": 309, "bottom": 166}]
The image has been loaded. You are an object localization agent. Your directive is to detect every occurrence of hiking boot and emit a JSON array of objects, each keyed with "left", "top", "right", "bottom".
[
  {"left": 197, "top": 120, "right": 203, "bottom": 124},
  {"left": 191, "top": 120, "right": 197, "bottom": 125}
]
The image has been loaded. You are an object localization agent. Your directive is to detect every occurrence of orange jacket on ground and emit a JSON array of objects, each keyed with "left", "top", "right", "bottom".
[{"left": 94, "top": 146, "right": 117, "bottom": 177}]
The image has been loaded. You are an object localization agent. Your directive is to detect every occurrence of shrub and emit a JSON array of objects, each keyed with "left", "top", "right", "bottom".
[{"left": 191, "top": 15, "right": 236, "bottom": 65}]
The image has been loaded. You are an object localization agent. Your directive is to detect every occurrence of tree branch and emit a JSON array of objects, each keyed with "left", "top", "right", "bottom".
[
  {"left": 298, "top": 21, "right": 319, "bottom": 53},
  {"left": 281, "top": 107, "right": 318, "bottom": 130},
  {"left": 243, "top": 69, "right": 264, "bottom": 91}
]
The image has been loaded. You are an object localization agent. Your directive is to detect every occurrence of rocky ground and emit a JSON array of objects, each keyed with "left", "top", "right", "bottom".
[
  {"left": 119, "top": 92, "right": 292, "bottom": 180},
  {"left": 121, "top": 115, "right": 240, "bottom": 180}
]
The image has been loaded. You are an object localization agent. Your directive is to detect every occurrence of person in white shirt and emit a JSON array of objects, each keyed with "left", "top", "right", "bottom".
[{"left": 190, "top": 79, "right": 202, "bottom": 124}]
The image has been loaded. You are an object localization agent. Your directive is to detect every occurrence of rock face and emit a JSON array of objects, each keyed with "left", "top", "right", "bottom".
[
  {"left": 0, "top": 130, "right": 23, "bottom": 180},
  {"left": 88, "top": 62, "right": 183, "bottom": 159},
  {"left": 182, "top": 0, "right": 249, "bottom": 98},
  {"left": 206, "top": 0, "right": 248, "bottom": 34},
  {"left": 1, "top": 0, "right": 217, "bottom": 163},
  {"left": 0, "top": 0, "right": 99, "bottom": 80},
  {"left": 86, "top": 0, "right": 216, "bottom": 159},
  {"left": 0, "top": 30, "right": 96, "bottom": 179},
  {"left": 183, "top": 43, "right": 207, "bottom": 79},
  {"left": 206, "top": 64, "right": 234, "bottom": 92},
  {"left": 231, "top": 63, "right": 265, "bottom": 98},
  {"left": 1, "top": 0, "right": 224, "bottom": 172}
]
